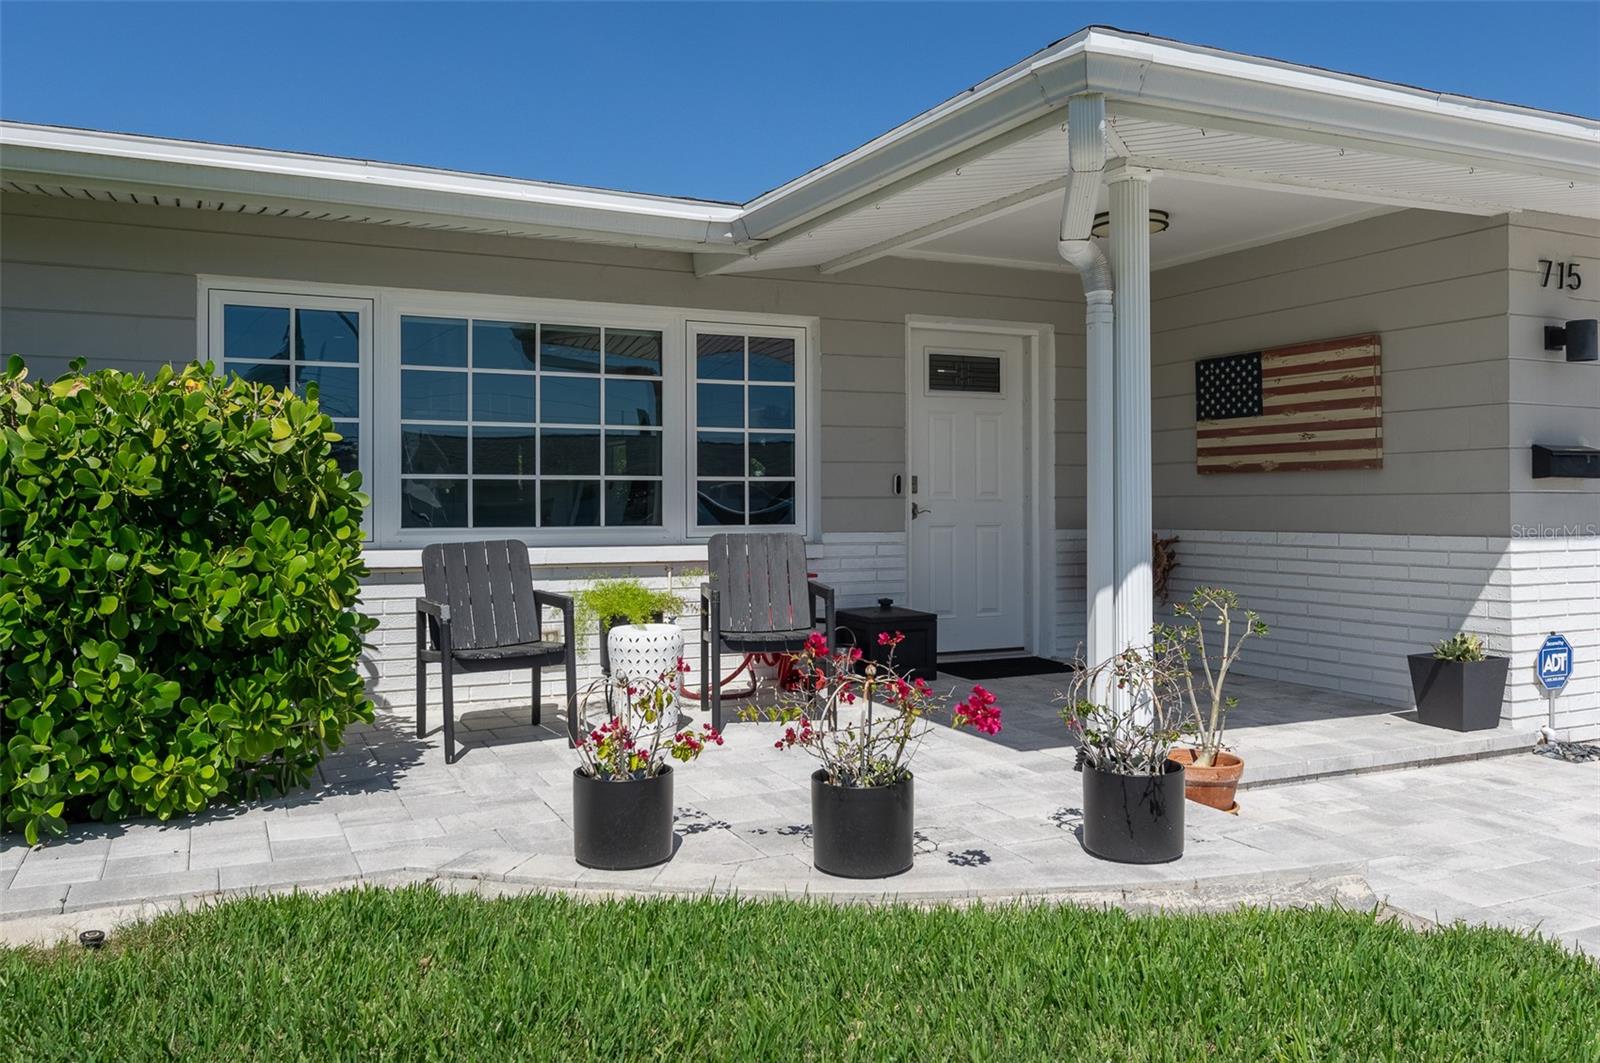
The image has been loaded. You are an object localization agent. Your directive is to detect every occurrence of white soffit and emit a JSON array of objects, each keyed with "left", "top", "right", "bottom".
[{"left": 908, "top": 178, "right": 1390, "bottom": 272}]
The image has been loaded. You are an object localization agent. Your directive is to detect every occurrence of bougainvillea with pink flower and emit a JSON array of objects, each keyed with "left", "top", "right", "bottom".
[
  {"left": 575, "top": 659, "right": 723, "bottom": 780},
  {"left": 742, "top": 631, "right": 1001, "bottom": 787}
]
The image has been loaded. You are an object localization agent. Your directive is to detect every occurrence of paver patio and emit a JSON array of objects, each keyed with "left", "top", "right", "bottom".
[{"left": 2, "top": 673, "right": 1594, "bottom": 956}]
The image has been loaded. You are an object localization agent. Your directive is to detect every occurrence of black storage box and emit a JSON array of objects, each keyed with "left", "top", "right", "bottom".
[
  {"left": 1531, "top": 444, "right": 1600, "bottom": 479},
  {"left": 837, "top": 605, "right": 938, "bottom": 681}
]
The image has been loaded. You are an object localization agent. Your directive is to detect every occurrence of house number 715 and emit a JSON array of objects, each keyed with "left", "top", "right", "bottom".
[{"left": 1538, "top": 259, "right": 1582, "bottom": 290}]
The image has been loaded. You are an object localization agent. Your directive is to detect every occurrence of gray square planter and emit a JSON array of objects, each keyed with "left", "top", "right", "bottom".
[{"left": 1406, "top": 654, "right": 1509, "bottom": 731}]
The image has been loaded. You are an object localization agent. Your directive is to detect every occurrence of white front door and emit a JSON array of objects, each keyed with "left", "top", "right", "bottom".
[{"left": 907, "top": 328, "right": 1027, "bottom": 653}]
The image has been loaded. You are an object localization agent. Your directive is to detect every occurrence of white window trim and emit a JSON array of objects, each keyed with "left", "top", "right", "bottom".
[
  {"left": 198, "top": 276, "right": 821, "bottom": 549},
  {"left": 203, "top": 287, "right": 375, "bottom": 539}
]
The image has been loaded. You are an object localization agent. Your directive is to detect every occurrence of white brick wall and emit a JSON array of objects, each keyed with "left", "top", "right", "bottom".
[
  {"left": 358, "top": 533, "right": 908, "bottom": 715},
  {"left": 1052, "top": 528, "right": 1598, "bottom": 738},
  {"left": 1054, "top": 530, "right": 1087, "bottom": 660},
  {"left": 1503, "top": 535, "right": 1599, "bottom": 737}
]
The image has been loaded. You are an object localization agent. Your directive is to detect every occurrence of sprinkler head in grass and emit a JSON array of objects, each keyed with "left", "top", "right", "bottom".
[{"left": 79, "top": 930, "right": 106, "bottom": 950}]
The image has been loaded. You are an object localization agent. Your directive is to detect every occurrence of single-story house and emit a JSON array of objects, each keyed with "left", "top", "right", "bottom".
[{"left": 3, "top": 27, "right": 1596, "bottom": 734}]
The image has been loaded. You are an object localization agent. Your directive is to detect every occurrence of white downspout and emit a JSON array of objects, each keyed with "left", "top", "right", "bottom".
[{"left": 1057, "top": 94, "right": 1115, "bottom": 677}]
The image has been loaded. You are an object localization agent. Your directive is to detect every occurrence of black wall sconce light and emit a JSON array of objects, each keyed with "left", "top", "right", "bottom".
[{"left": 1544, "top": 319, "right": 1598, "bottom": 362}]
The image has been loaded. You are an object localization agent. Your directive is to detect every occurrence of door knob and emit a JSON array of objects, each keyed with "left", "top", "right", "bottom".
[{"left": 911, "top": 502, "right": 934, "bottom": 519}]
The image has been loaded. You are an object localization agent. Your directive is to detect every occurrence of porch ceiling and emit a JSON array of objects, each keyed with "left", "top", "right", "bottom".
[{"left": 710, "top": 106, "right": 1600, "bottom": 277}]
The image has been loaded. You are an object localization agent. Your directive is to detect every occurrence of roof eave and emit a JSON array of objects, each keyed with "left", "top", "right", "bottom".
[
  {"left": 0, "top": 122, "right": 749, "bottom": 252},
  {"left": 738, "top": 27, "right": 1600, "bottom": 242}
]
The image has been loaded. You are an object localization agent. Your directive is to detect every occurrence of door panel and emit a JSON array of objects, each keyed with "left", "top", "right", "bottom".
[{"left": 908, "top": 328, "right": 1027, "bottom": 653}]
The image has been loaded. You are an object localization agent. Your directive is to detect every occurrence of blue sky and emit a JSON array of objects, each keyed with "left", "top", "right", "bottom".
[{"left": 2, "top": 2, "right": 1595, "bottom": 203}]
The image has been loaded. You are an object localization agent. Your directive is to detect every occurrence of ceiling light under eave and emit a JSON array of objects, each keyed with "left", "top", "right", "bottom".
[{"left": 1090, "top": 209, "right": 1171, "bottom": 239}]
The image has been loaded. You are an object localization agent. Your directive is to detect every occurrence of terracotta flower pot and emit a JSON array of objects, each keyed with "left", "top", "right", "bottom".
[{"left": 1169, "top": 747, "right": 1243, "bottom": 811}]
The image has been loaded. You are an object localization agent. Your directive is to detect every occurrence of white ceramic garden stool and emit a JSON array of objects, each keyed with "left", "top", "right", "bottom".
[
  {"left": 607, "top": 622, "right": 686, "bottom": 740},
  {"left": 607, "top": 622, "right": 685, "bottom": 688}
]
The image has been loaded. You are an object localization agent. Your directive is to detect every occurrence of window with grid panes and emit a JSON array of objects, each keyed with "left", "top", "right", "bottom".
[
  {"left": 397, "top": 316, "right": 664, "bottom": 530},
  {"left": 693, "top": 330, "right": 798, "bottom": 527}
]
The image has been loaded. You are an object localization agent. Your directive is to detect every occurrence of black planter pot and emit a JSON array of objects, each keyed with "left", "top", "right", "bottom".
[
  {"left": 1407, "top": 654, "right": 1510, "bottom": 731},
  {"left": 1081, "top": 759, "right": 1185, "bottom": 864},
  {"left": 810, "top": 769, "right": 914, "bottom": 878},
  {"left": 572, "top": 766, "right": 674, "bottom": 870}
]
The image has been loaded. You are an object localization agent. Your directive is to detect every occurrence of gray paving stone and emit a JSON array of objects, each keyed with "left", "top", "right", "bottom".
[
  {"left": 0, "top": 883, "right": 70, "bottom": 917},
  {"left": 9, "top": 856, "right": 104, "bottom": 890},
  {"left": 105, "top": 829, "right": 191, "bottom": 860},
  {"left": 273, "top": 836, "right": 355, "bottom": 861},
  {"left": 504, "top": 852, "right": 582, "bottom": 888},
  {"left": 265, "top": 815, "right": 346, "bottom": 844},
  {"left": 438, "top": 846, "right": 541, "bottom": 879},
  {"left": 65, "top": 870, "right": 220, "bottom": 912},
  {"left": 189, "top": 838, "right": 274, "bottom": 871},
  {"left": 344, "top": 818, "right": 445, "bottom": 852},
  {"left": 103, "top": 853, "right": 191, "bottom": 879},
  {"left": 218, "top": 853, "right": 361, "bottom": 892}
]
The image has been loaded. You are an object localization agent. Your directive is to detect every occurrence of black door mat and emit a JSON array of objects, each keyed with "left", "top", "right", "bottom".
[{"left": 938, "top": 656, "right": 1076, "bottom": 681}]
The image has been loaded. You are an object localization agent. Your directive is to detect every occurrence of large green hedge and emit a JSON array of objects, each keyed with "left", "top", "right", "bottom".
[{"left": 1, "top": 358, "right": 376, "bottom": 844}]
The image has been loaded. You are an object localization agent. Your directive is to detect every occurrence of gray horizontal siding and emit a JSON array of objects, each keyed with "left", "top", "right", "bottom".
[
  {"left": 0, "top": 194, "right": 1081, "bottom": 536},
  {"left": 1505, "top": 214, "right": 1600, "bottom": 533},
  {"left": 1144, "top": 211, "right": 1518, "bottom": 536}
]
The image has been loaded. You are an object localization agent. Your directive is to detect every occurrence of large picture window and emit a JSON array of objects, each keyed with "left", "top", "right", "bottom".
[
  {"left": 691, "top": 325, "right": 802, "bottom": 529},
  {"left": 397, "top": 315, "right": 665, "bottom": 530},
  {"left": 203, "top": 282, "right": 813, "bottom": 547}
]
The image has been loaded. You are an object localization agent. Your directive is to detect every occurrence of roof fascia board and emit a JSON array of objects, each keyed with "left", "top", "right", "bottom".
[
  {"left": 1082, "top": 31, "right": 1598, "bottom": 155},
  {"left": 737, "top": 51, "right": 1090, "bottom": 239},
  {"left": 1097, "top": 60, "right": 1599, "bottom": 184}
]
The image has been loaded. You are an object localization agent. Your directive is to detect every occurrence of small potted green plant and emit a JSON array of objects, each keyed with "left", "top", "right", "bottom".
[
  {"left": 575, "top": 574, "right": 693, "bottom": 685},
  {"left": 1161, "top": 586, "right": 1267, "bottom": 812},
  {"left": 744, "top": 632, "right": 1002, "bottom": 878},
  {"left": 1407, "top": 632, "right": 1509, "bottom": 731},
  {"left": 1059, "top": 642, "right": 1189, "bottom": 864},
  {"left": 572, "top": 662, "right": 722, "bottom": 870}
]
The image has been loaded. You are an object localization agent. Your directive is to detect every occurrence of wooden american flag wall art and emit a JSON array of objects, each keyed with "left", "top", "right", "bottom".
[{"left": 1194, "top": 334, "right": 1383, "bottom": 473}]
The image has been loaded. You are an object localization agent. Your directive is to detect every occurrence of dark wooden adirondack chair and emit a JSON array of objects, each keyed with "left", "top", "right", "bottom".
[
  {"left": 700, "top": 532, "right": 836, "bottom": 731},
  {"left": 416, "top": 540, "right": 578, "bottom": 763}
]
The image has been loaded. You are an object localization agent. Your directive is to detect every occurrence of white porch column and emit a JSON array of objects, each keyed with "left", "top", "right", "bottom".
[{"left": 1108, "top": 167, "right": 1154, "bottom": 659}]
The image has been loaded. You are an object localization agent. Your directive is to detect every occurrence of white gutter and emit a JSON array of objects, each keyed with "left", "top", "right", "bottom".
[{"left": 1057, "top": 94, "right": 1115, "bottom": 674}]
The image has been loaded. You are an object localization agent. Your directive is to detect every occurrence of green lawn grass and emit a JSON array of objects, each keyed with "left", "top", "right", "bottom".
[{"left": 2, "top": 886, "right": 1595, "bottom": 1061}]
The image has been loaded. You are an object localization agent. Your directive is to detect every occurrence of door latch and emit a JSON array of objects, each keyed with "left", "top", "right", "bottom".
[{"left": 911, "top": 502, "right": 933, "bottom": 520}]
